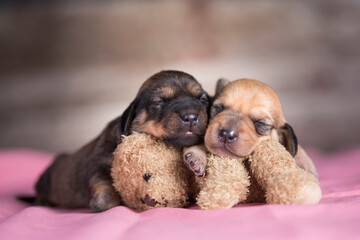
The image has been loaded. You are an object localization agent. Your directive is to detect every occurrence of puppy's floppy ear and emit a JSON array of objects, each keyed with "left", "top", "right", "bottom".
[
  {"left": 104, "top": 99, "right": 137, "bottom": 146},
  {"left": 279, "top": 123, "right": 298, "bottom": 157},
  {"left": 215, "top": 78, "right": 230, "bottom": 97},
  {"left": 119, "top": 99, "right": 137, "bottom": 136}
]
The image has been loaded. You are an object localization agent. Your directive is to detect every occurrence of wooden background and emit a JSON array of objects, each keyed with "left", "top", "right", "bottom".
[{"left": 1, "top": 0, "right": 359, "bottom": 153}]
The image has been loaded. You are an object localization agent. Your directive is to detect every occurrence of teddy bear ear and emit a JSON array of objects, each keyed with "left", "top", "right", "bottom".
[{"left": 279, "top": 123, "right": 298, "bottom": 157}]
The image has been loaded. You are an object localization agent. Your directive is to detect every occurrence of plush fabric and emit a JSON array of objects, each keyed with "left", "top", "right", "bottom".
[
  {"left": 0, "top": 148, "right": 359, "bottom": 240},
  {"left": 112, "top": 132, "right": 192, "bottom": 210}
]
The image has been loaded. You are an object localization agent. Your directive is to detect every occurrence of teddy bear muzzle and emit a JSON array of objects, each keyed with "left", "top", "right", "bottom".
[
  {"left": 141, "top": 194, "right": 164, "bottom": 207},
  {"left": 140, "top": 193, "right": 189, "bottom": 208}
]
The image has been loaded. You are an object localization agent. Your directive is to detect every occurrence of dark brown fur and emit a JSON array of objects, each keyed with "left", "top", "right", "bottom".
[{"left": 35, "top": 70, "right": 210, "bottom": 212}]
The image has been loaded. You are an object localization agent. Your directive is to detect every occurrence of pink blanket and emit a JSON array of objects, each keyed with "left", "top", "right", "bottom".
[{"left": 0, "top": 148, "right": 359, "bottom": 240}]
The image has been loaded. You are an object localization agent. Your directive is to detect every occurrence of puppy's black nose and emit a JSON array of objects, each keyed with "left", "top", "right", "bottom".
[
  {"left": 219, "top": 129, "right": 237, "bottom": 143},
  {"left": 181, "top": 113, "right": 199, "bottom": 126}
]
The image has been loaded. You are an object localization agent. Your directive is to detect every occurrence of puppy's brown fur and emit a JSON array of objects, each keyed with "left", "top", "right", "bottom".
[
  {"left": 35, "top": 70, "right": 210, "bottom": 212},
  {"left": 185, "top": 78, "right": 317, "bottom": 178}
]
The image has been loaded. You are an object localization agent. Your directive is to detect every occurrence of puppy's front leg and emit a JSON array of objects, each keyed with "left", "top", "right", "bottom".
[
  {"left": 183, "top": 145, "right": 207, "bottom": 177},
  {"left": 89, "top": 174, "right": 121, "bottom": 213}
]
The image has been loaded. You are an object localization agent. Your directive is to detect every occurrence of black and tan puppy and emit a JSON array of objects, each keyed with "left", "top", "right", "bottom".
[
  {"left": 184, "top": 78, "right": 317, "bottom": 178},
  {"left": 35, "top": 70, "right": 210, "bottom": 212}
]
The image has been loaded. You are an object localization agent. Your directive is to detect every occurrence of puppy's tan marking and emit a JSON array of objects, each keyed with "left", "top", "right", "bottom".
[
  {"left": 132, "top": 110, "right": 148, "bottom": 126},
  {"left": 133, "top": 120, "right": 166, "bottom": 138},
  {"left": 91, "top": 180, "right": 114, "bottom": 196},
  {"left": 160, "top": 86, "right": 176, "bottom": 99},
  {"left": 89, "top": 179, "right": 120, "bottom": 212},
  {"left": 187, "top": 82, "right": 202, "bottom": 96}
]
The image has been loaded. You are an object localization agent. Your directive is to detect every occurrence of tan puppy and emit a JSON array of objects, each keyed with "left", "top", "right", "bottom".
[{"left": 184, "top": 79, "right": 317, "bottom": 178}]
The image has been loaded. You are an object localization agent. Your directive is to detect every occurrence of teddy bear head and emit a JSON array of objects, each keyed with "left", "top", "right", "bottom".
[{"left": 111, "top": 132, "right": 192, "bottom": 210}]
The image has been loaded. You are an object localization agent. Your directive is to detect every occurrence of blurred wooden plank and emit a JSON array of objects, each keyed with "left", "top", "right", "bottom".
[{"left": 0, "top": 0, "right": 360, "bottom": 152}]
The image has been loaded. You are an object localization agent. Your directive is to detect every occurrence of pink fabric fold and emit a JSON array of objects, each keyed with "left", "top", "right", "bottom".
[{"left": 0, "top": 148, "right": 359, "bottom": 240}]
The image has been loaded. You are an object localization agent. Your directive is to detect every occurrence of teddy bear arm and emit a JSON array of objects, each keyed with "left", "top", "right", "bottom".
[
  {"left": 249, "top": 140, "right": 321, "bottom": 204},
  {"left": 196, "top": 155, "right": 250, "bottom": 209}
]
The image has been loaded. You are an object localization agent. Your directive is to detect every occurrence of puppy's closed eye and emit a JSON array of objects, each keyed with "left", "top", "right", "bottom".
[
  {"left": 211, "top": 104, "right": 224, "bottom": 117},
  {"left": 150, "top": 99, "right": 166, "bottom": 117},
  {"left": 254, "top": 120, "right": 273, "bottom": 135},
  {"left": 152, "top": 99, "right": 165, "bottom": 107}
]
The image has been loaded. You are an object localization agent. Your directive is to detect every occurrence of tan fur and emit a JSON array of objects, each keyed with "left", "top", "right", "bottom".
[
  {"left": 205, "top": 79, "right": 288, "bottom": 159},
  {"left": 89, "top": 180, "right": 120, "bottom": 210},
  {"left": 187, "top": 82, "right": 202, "bottom": 96},
  {"left": 92, "top": 180, "right": 114, "bottom": 196},
  {"left": 205, "top": 78, "right": 317, "bottom": 178},
  {"left": 196, "top": 154, "right": 250, "bottom": 209},
  {"left": 132, "top": 120, "right": 166, "bottom": 139},
  {"left": 111, "top": 133, "right": 321, "bottom": 210},
  {"left": 160, "top": 86, "right": 175, "bottom": 99},
  {"left": 132, "top": 110, "right": 148, "bottom": 126},
  {"left": 205, "top": 112, "right": 262, "bottom": 157},
  {"left": 217, "top": 79, "right": 285, "bottom": 126},
  {"left": 196, "top": 139, "right": 321, "bottom": 209},
  {"left": 111, "top": 132, "right": 195, "bottom": 210},
  {"left": 247, "top": 139, "right": 321, "bottom": 204},
  {"left": 243, "top": 169, "right": 266, "bottom": 203},
  {"left": 192, "top": 79, "right": 322, "bottom": 209}
]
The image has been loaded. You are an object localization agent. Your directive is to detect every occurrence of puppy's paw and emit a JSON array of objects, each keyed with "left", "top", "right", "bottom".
[
  {"left": 90, "top": 191, "right": 120, "bottom": 213},
  {"left": 183, "top": 147, "right": 207, "bottom": 177}
]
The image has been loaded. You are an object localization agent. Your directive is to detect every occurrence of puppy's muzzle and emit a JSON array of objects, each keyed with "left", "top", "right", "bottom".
[{"left": 219, "top": 129, "right": 238, "bottom": 143}]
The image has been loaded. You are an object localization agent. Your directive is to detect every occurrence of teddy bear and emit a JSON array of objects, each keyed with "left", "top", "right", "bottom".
[
  {"left": 196, "top": 139, "right": 322, "bottom": 209},
  {"left": 111, "top": 132, "right": 197, "bottom": 210},
  {"left": 111, "top": 132, "right": 321, "bottom": 211}
]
